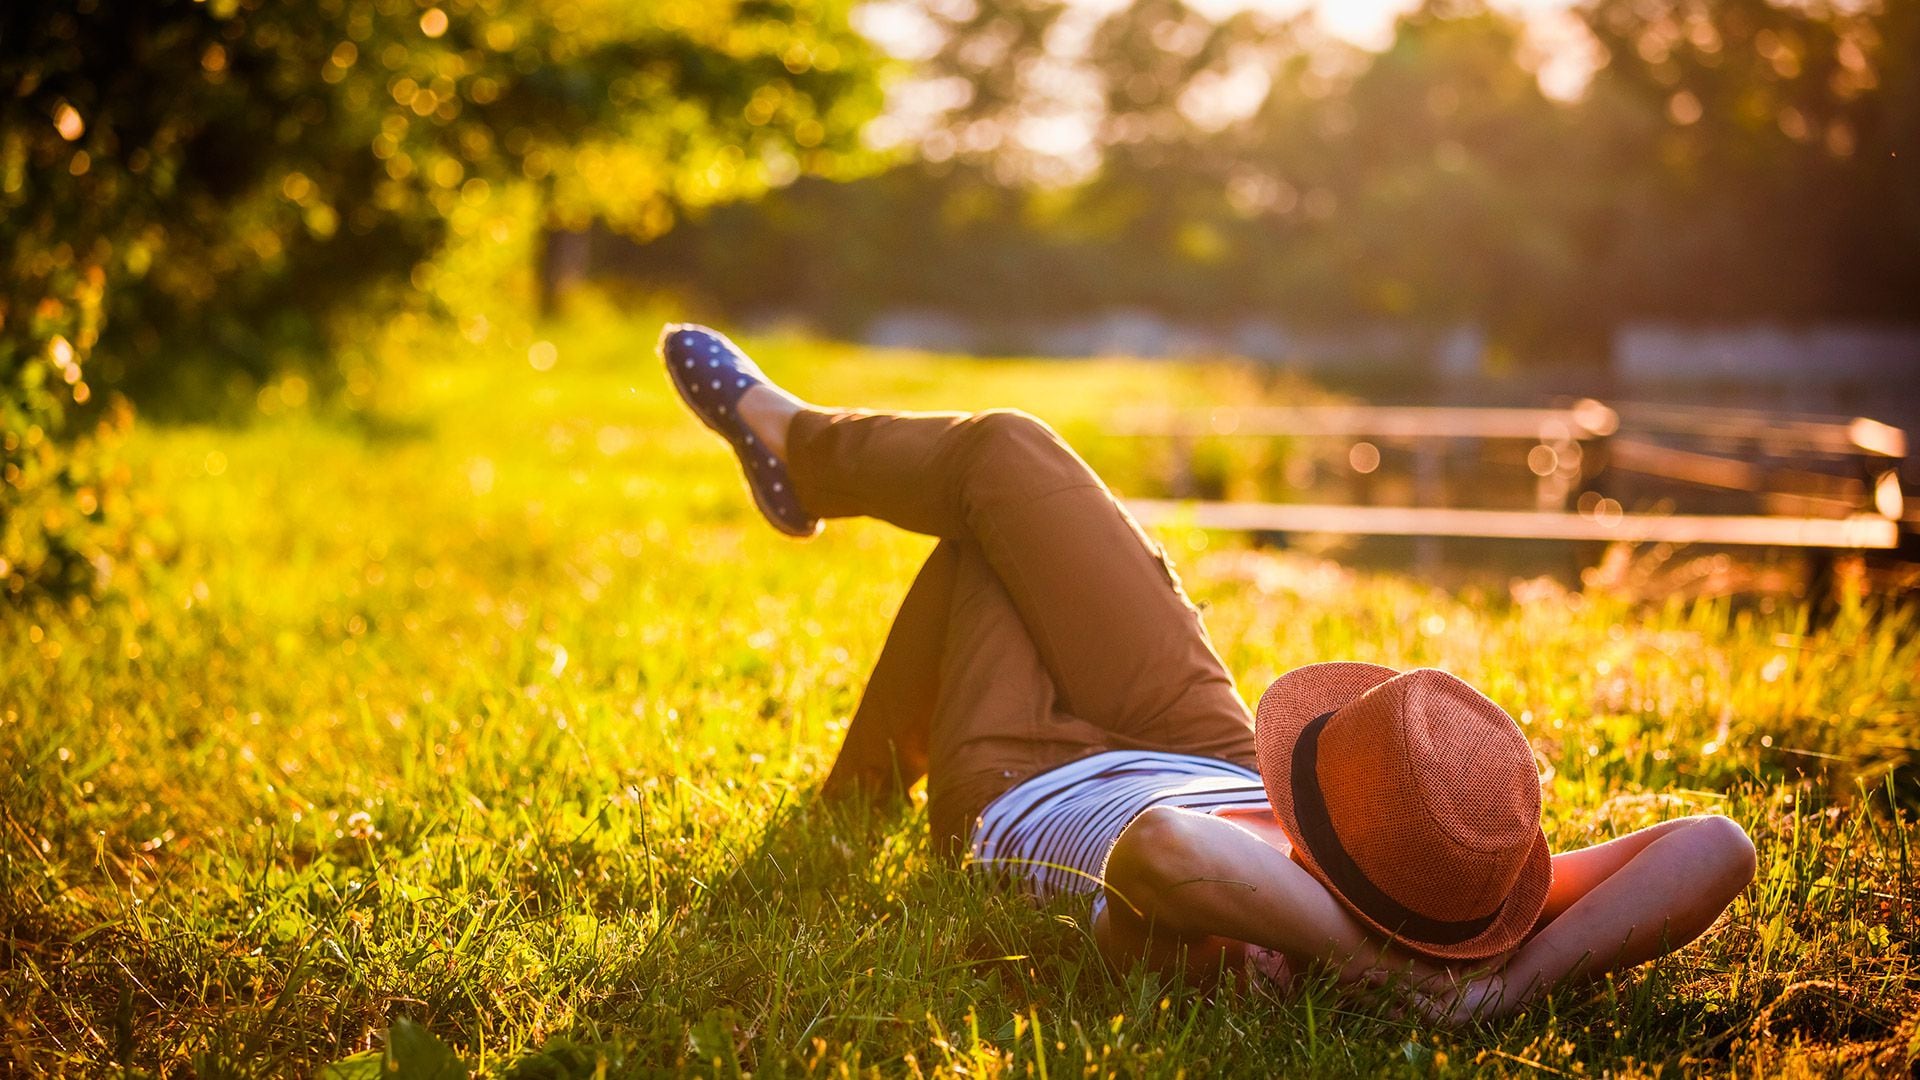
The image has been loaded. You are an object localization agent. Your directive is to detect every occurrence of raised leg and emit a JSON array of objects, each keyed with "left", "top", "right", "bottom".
[
  {"left": 819, "top": 537, "right": 1128, "bottom": 852},
  {"left": 787, "top": 407, "right": 1255, "bottom": 767},
  {"left": 820, "top": 542, "right": 957, "bottom": 802},
  {"left": 922, "top": 543, "right": 1127, "bottom": 852}
]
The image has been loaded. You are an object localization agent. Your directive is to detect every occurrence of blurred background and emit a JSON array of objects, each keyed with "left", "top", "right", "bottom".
[
  {"left": 13, "top": 4, "right": 1920, "bottom": 1067},
  {"left": 5, "top": 0, "right": 1919, "bottom": 599},
  {"left": 618, "top": 0, "right": 1920, "bottom": 401}
]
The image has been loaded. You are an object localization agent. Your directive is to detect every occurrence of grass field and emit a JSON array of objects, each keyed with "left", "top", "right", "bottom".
[{"left": 3, "top": 309, "right": 1917, "bottom": 1077}]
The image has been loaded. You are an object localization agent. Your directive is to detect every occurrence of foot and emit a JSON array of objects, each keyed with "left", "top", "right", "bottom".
[
  {"left": 659, "top": 323, "right": 821, "bottom": 538},
  {"left": 737, "top": 385, "right": 804, "bottom": 462}
]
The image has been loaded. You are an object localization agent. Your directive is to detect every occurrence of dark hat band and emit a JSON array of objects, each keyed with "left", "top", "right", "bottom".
[{"left": 1290, "top": 710, "right": 1504, "bottom": 946}]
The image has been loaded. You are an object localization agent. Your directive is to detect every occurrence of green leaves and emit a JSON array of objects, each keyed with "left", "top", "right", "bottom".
[
  {"left": 321, "top": 1018, "right": 469, "bottom": 1080},
  {"left": 0, "top": 0, "right": 884, "bottom": 599}
]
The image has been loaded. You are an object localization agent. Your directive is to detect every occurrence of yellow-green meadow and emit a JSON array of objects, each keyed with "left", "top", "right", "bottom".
[{"left": 3, "top": 311, "right": 1915, "bottom": 1076}]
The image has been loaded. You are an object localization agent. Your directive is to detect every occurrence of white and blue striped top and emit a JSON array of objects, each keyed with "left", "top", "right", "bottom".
[{"left": 966, "top": 750, "right": 1279, "bottom": 903}]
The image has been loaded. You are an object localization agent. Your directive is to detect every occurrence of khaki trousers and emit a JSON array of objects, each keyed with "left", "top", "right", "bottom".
[{"left": 790, "top": 408, "right": 1257, "bottom": 852}]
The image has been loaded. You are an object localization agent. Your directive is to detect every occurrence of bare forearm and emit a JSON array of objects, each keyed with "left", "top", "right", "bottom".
[
  {"left": 1103, "top": 808, "right": 1417, "bottom": 985},
  {"left": 1094, "top": 903, "right": 1253, "bottom": 985},
  {"left": 1537, "top": 815, "right": 1706, "bottom": 926},
  {"left": 1494, "top": 816, "right": 1755, "bottom": 1013},
  {"left": 1147, "top": 865, "right": 1380, "bottom": 980}
]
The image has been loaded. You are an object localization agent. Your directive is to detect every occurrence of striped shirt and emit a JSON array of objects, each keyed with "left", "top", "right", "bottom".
[{"left": 966, "top": 750, "right": 1281, "bottom": 905}]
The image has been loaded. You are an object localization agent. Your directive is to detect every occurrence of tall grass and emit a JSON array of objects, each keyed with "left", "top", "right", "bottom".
[{"left": 2, "top": 309, "right": 1914, "bottom": 1076}]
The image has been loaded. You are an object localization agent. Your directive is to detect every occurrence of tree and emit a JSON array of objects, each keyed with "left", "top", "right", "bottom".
[
  {"left": 1246, "top": 1, "right": 1594, "bottom": 349},
  {"left": 1574, "top": 0, "right": 1915, "bottom": 322},
  {"left": 614, "top": 0, "right": 1919, "bottom": 371},
  {"left": 0, "top": 0, "right": 883, "bottom": 597}
]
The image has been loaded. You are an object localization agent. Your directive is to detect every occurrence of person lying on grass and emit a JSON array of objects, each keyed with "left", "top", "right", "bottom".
[{"left": 659, "top": 323, "right": 1758, "bottom": 1023}]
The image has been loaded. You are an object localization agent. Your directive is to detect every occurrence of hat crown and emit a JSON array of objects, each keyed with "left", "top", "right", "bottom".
[
  {"left": 1396, "top": 673, "right": 1540, "bottom": 850},
  {"left": 1315, "top": 669, "right": 1540, "bottom": 924},
  {"left": 1255, "top": 660, "right": 1552, "bottom": 959}
]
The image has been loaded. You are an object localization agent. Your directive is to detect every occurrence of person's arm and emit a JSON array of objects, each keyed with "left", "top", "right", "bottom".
[
  {"left": 1534, "top": 815, "right": 1710, "bottom": 928},
  {"left": 1093, "top": 889, "right": 1264, "bottom": 987},
  {"left": 1423, "top": 814, "right": 1756, "bottom": 1023},
  {"left": 1095, "top": 805, "right": 1439, "bottom": 988}
]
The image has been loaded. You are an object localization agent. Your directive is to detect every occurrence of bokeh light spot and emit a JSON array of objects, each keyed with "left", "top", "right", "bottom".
[{"left": 53, "top": 103, "right": 85, "bottom": 141}]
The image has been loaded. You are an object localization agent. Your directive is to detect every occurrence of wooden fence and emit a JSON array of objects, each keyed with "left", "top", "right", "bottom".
[{"left": 1113, "top": 400, "right": 1906, "bottom": 556}]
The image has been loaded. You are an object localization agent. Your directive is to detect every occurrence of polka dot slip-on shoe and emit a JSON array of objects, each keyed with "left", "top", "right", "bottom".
[{"left": 658, "top": 323, "right": 822, "bottom": 538}]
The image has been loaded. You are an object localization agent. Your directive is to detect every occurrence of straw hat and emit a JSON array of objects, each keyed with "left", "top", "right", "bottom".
[{"left": 1254, "top": 662, "right": 1552, "bottom": 961}]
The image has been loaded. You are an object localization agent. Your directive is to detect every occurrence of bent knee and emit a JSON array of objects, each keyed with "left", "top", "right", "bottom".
[
  {"left": 956, "top": 408, "right": 1088, "bottom": 494},
  {"left": 1692, "top": 815, "right": 1757, "bottom": 890},
  {"left": 964, "top": 408, "right": 1058, "bottom": 451}
]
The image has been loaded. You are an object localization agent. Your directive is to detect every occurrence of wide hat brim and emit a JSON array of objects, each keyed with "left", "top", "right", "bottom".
[{"left": 1254, "top": 662, "right": 1552, "bottom": 962}]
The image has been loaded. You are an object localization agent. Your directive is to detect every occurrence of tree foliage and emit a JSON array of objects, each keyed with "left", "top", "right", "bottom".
[
  {"left": 629, "top": 0, "right": 1918, "bottom": 359},
  {"left": 1576, "top": 0, "right": 1920, "bottom": 321},
  {"left": 0, "top": 0, "right": 883, "bottom": 597}
]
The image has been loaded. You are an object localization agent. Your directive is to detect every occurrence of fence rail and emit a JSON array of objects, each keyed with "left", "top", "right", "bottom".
[
  {"left": 1123, "top": 500, "right": 1901, "bottom": 549},
  {"left": 1113, "top": 401, "right": 1909, "bottom": 554}
]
